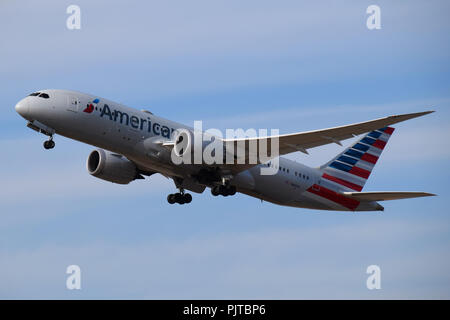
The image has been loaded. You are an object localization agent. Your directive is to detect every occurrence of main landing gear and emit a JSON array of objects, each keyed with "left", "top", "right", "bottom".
[
  {"left": 43, "top": 136, "right": 55, "bottom": 150},
  {"left": 167, "top": 190, "right": 192, "bottom": 205},
  {"left": 211, "top": 185, "right": 236, "bottom": 197}
]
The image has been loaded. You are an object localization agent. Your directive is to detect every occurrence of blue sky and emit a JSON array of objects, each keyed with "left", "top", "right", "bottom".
[{"left": 1, "top": 0, "right": 449, "bottom": 299}]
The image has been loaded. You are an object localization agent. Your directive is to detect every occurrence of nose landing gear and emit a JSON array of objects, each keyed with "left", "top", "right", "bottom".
[
  {"left": 25, "top": 120, "right": 56, "bottom": 150},
  {"left": 43, "top": 137, "right": 55, "bottom": 150}
]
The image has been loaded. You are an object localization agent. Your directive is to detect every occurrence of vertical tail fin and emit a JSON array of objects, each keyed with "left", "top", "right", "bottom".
[{"left": 320, "top": 126, "right": 395, "bottom": 192}]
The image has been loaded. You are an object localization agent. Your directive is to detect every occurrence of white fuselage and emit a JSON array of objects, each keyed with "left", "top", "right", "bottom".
[{"left": 15, "top": 89, "right": 377, "bottom": 211}]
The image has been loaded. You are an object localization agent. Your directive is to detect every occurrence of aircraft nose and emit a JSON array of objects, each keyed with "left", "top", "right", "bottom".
[{"left": 15, "top": 99, "right": 29, "bottom": 118}]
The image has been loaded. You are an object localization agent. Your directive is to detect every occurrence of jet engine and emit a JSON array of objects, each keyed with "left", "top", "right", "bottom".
[
  {"left": 173, "top": 129, "right": 194, "bottom": 158},
  {"left": 86, "top": 149, "right": 139, "bottom": 184},
  {"left": 171, "top": 129, "right": 221, "bottom": 164}
]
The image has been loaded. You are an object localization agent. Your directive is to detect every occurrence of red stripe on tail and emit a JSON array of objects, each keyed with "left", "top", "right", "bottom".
[
  {"left": 349, "top": 166, "right": 371, "bottom": 179},
  {"left": 361, "top": 153, "right": 378, "bottom": 164},
  {"left": 322, "top": 173, "right": 363, "bottom": 191},
  {"left": 372, "top": 139, "right": 387, "bottom": 150},
  {"left": 383, "top": 127, "right": 395, "bottom": 135}
]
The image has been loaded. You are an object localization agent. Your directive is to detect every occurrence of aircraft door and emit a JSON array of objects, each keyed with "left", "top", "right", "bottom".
[{"left": 67, "top": 96, "right": 79, "bottom": 113}]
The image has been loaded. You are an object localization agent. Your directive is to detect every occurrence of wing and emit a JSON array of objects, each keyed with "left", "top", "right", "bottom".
[
  {"left": 223, "top": 111, "right": 434, "bottom": 158},
  {"left": 342, "top": 191, "right": 436, "bottom": 202},
  {"left": 157, "top": 110, "right": 433, "bottom": 174}
]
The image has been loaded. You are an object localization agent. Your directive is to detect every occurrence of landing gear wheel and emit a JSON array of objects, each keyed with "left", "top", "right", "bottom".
[
  {"left": 174, "top": 193, "right": 185, "bottom": 204},
  {"left": 168, "top": 187, "right": 193, "bottom": 205},
  {"left": 211, "top": 186, "right": 220, "bottom": 196},
  {"left": 212, "top": 185, "right": 236, "bottom": 197},
  {"left": 167, "top": 194, "right": 176, "bottom": 204},
  {"left": 43, "top": 140, "right": 55, "bottom": 150},
  {"left": 219, "top": 185, "right": 228, "bottom": 196},
  {"left": 183, "top": 193, "right": 192, "bottom": 204}
]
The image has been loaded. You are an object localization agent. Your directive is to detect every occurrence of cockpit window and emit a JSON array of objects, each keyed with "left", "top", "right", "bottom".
[{"left": 27, "top": 92, "right": 50, "bottom": 98}]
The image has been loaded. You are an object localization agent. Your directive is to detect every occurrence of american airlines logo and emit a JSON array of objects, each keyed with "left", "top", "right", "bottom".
[{"left": 83, "top": 98, "right": 99, "bottom": 114}]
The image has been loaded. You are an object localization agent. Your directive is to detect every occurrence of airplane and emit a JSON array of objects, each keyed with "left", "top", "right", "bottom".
[{"left": 14, "top": 89, "right": 435, "bottom": 211}]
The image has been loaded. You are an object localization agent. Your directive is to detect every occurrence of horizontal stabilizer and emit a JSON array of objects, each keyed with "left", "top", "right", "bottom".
[{"left": 343, "top": 191, "right": 436, "bottom": 202}]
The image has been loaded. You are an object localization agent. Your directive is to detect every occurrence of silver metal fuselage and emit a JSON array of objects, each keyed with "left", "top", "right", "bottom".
[{"left": 14, "top": 89, "right": 362, "bottom": 211}]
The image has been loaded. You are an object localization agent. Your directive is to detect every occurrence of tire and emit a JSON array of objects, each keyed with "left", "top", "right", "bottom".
[
  {"left": 183, "top": 193, "right": 192, "bottom": 204},
  {"left": 228, "top": 186, "right": 236, "bottom": 196},
  {"left": 167, "top": 194, "right": 176, "bottom": 204},
  {"left": 174, "top": 193, "right": 184, "bottom": 204},
  {"left": 211, "top": 186, "right": 220, "bottom": 196},
  {"left": 219, "top": 185, "right": 228, "bottom": 196},
  {"left": 44, "top": 140, "right": 55, "bottom": 149}
]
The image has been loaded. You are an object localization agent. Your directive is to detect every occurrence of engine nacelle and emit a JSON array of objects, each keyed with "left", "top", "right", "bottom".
[
  {"left": 86, "top": 149, "right": 138, "bottom": 184},
  {"left": 171, "top": 129, "right": 220, "bottom": 165},
  {"left": 173, "top": 129, "right": 194, "bottom": 158}
]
